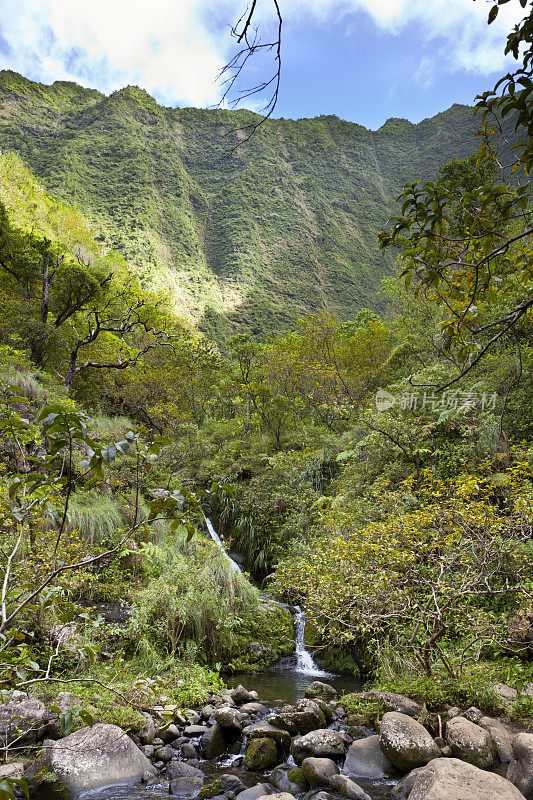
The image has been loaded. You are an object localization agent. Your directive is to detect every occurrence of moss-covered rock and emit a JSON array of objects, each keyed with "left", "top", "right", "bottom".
[{"left": 244, "top": 737, "right": 278, "bottom": 770}]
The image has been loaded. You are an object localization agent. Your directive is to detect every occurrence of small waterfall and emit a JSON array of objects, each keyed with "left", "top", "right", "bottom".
[
  {"left": 293, "top": 606, "right": 330, "bottom": 676},
  {"left": 204, "top": 516, "right": 242, "bottom": 574}
]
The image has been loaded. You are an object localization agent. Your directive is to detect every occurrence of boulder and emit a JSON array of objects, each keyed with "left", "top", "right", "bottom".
[
  {"left": 237, "top": 783, "right": 272, "bottom": 800},
  {"left": 154, "top": 745, "right": 173, "bottom": 762},
  {"left": 185, "top": 724, "right": 210, "bottom": 737},
  {"left": 463, "top": 707, "right": 482, "bottom": 725},
  {"left": 291, "top": 729, "right": 346, "bottom": 763},
  {"left": 41, "top": 723, "right": 156, "bottom": 796},
  {"left": 215, "top": 706, "right": 244, "bottom": 732},
  {"left": 0, "top": 692, "right": 59, "bottom": 745},
  {"left": 270, "top": 765, "right": 307, "bottom": 794},
  {"left": 241, "top": 702, "right": 270, "bottom": 716},
  {"left": 479, "top": 716, "right": 513, "bottom": 763},
  {"left": 304, "top": 682, "right": 338, "bottom": 700},
  {"left": 245, "top": 737, "right": 278, "bottom": 770},
  {"left": 492, "top": 684, "right": 518, "bottom": 706},
  {"left": 301, "top": 757, "right": 339, "bottom": 787},
  {"left": 220, "top": 774, "right": 247, "bottom": 794},
  {"left": 357, "top": 691, "right": 423, "bottom": 718},
  {"left": 166, "top": 762, "right": 205, "bottom": 781},
  {"left": 343, "top": 735, "right": 396, "bottom": 779},
  {"left": 328, "top": 774, "right": 371, "bottom": 800},
  {"left": 181, "top": 742, "right": 199, "bottom": 760},
  {"left": 0, "top": 763, "right": 24, "bottom": 780},
  {"left": 507, "top": 732, "right": 533, "bottom": 798},
  {"left": 395, "top": 757, "right": 526, "bottom": 799},
  {"left": 270, "top": 701, "right": 326, "bottom": 735},
  {"left": 138, "top": 712, "right": 156, "bottom": 745},
  {"left": 169, "top": 776, "right": 205, "bottom": 797},
  {"left": 244, "top": 721, "right": 291, "bottom": 749},
  {"left": 201, "top": 724, "right": 228, "bottom": 759},
  {"left": 379, "top": 712, "right": 441, "bottom": 772},
  {"left": 231, "top": 685, "right": 254, "bottom": 705},
  {"left": 445, "top": 716, "right": 493, "bottom": 769},
  {"left": 255, "top": 794, "right": 297, "bottom": 800}
]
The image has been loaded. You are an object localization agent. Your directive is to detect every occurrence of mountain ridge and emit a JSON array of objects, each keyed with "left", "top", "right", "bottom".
[{"left": 0, "top": 70, "right": 509, "bottom": 338}]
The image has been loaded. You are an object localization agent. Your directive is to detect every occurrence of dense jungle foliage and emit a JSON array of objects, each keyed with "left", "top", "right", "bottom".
[{"left": 1, "top": 0, "right": 533, "bottom": 745}]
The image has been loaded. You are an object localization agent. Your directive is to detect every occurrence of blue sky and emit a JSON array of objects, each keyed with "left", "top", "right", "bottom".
[{"left": 0, "top": 0, "right": 525, "bottom": 129}]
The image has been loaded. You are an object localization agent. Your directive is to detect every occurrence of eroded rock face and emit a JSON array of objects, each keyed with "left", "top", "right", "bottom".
[
  {"left": 343, "top": 735, "right": 397, "bottom": 779},
  {"left": 291, "top": 729, "right": 346, "bottom": 763},
  {"left": 396, "top": 757, "right": 526, "bottom": 800},
  {"left": 42, "top": 723, "right": 156, "bottom": 797},
  {"left": 507, "top": 732, "right": 533, "bottom": 798},
  {"left": 379, "top": 712, "right": 441, "bottom": 772},
  {"left": 445, "top": 716, "right": 494, "bottom": 770}
]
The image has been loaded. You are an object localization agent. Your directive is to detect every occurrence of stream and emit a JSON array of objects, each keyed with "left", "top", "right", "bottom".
[{"left": 82, "top": 521, "right": 396, "bottom": 800}]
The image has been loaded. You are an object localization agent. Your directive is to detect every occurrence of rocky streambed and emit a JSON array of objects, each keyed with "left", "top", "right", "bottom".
[{"left": 4, "top": 681, "right": 533, "bottom": 800}]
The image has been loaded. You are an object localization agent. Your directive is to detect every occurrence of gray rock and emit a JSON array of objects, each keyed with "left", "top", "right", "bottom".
[
  {"left": 201, "top": 724, "right": 228, "bottom": 759},
  {"left": 398, "top": 757, "right": 526, "bottom": 799},
  {"left": 143, "top": 744, "right": 155, "bottom": 758},
  {"left": 181, "top": 742, "right": 199, "bottom": 760},
  {"left": 291, "top": 729, "right": 346, "bottom": 763},
  {"left": 328, "top": 774, "right": 370, "bottom": 800},
  {"left": 343, "top": 734, "right": 397, "bottom": 779},
  {"left": 492, "top": 684, "right": 518, "bottom": 705},
  {"left": 139, "top": 712, "right": 156, "bottom": 745},
  {"left": 159, "top": 723, "right": 181, "bottom": 743},
  {"left": 357, "top": 692, "right": 423, "bottom": 718},
  {"left": 0, "top": 692, "right": 59, "bottom": 745},
  {"left": 220, "top": 774, "right": 246, "bottom": 794},
  {"left": 379, "top": 712, "right": 441, "bottom": 772},
  {"left": 301, "top": 757, "right": 339, "bottom": 787},
  {"left": 154, "top": 745, "right": 173, "bottom": 762},
  {"left": 167, "top": 761, "right": 205, "bottom": 781},
  {"left": 304, "top": 682, "right": 338, "bottom": 700},
  {"left": 479, "top": 716, "right": 513, "bottom": 763},
  {"left": 463, "top": 707, "right": 483, "bottom": 724},
  {"left": 201, "top": 704, "right": 216, "bottom": 719},
  {"left": 244, "top": 721, "right": 291, "bottom": 749},
  {"left": 0, "top": 763, "right": 24, "bottom": 780},
  {"left": 241, "top": 702, "right": 270, "bottom": 716},
  {"left": 445, "top": 716, "right": 493, "bottom": 769},
  {"left": 185, "top": 724, "right": 210, "bottom": 737},
  {"left": 215, "top": 706, "right": 244, "bottom": 732},
  {"left": 270, "top": 702, "right": 326, "bottom": 736},
  {"left": 507, "top": 732, "right": 533, "bottom": 798},
  {"left": 169, "top": 775, "right": 204, "bottom": 797},
  {"left": 270, "top": 765, "right": 306, "bottom": 794},
  {"left": 255, "top": 794, "right": 297, "bottom": 800},
  {"left": 185, "top": 709, "right": 202, "bottom": 724},
  {"left": 42, "top": 723, "right": 156, "bottom": 796},
  {"left": 237, "top": 783, "right": 272, "bottom": 800},
  {"left": 231, "top": 685, "right": 254, "bottom": 705}
]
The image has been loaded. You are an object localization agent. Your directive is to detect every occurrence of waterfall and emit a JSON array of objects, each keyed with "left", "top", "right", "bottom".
[
  {"left": 293, "top": 606, "right": 330, "bottom": 676},
  {"left": 204, "top": 517, "right": 330, "bottom": 676},
  {"left": 204, "top": 516, "right": 242, "bottom": 574}
]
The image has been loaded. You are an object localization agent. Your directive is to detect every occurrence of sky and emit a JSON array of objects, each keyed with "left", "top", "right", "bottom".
[{"left": 0, "top": 0, "right": 526, "bottom": 129}]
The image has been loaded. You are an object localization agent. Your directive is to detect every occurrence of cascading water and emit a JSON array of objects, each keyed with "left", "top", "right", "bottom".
[
  {"left": 293, "top": 605, "right": 330, "bottom": 676},
  {"left": 204, "top": 517, "right": 330, "bottom": 677},
  {"left": 204, "top": 516, "right": 242, "bottom": 574}
]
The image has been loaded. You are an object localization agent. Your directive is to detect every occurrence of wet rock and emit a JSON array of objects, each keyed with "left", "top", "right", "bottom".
[
  {"left": 201, "top": 724, "right": 228, "bottom": 759},
  {"left": 181, "top": 742, "right": 199, "bottom": 760},
  {"left": 159, "top": 723, "right": 181, "bottom": 743},
  {"left": 291, "top": 729, "right": 346, "bottom": 763},
  {"left": 507, "top": 732, "right": 533, "bottom": 798},
  {"left": 154, "top": 745, "right": 173, "bottom": 762},
  {"left": 343, "top": 734, "right": 397, "bottom": 779},
  {"left": 169, "top": 776, "right": 204, "bottom": 797},
  {"left": 301, "top": 757, "right": 339, "bottom": 787},
  {"left": 237, "top": 783, "right": 272, "bottom": 800},
  {"left": 270, "top": 765, "right": 307, "bottom": 794},
  {"left": 479, "top": 716, "right": 513, "bottom": 763},
  {"left": 245, "top": 736, "right": 278, "bottom": 770},
  {"left": 328, "top": 775, "right": 370, "bottom": 800},
  {"left": 313, "top": 699, "right": 334, "bottom": 724},
  {"left": 215, "top": 706, "right": 245, "bottom": 732},
  {"left": 241, "top": 702, "right": 270, "bottom": 716},
  {"left": 166, "top": 762, "right": 205, "bottom": 781},
  {"left": 220, "top": 774, "right": 247, "bottom": 794},
  {"left": 394, "top": 757, "right": 526, "bottom": 799},
  {"left": 445, "top": 716, "right": 493, "bottom": 769},
  {"left": 199, "top": 779, "right": 223, "bottom": 799},
  {"left": 244, "top": 721, "right": 291, "bottom": 749},
  {"left": 185, "top": 724, "right": 210, "bottom": 737},
  {"left": 304, "top": 682, "right": 338, "bottom": 700},
  {"left": 231, "top": 685, "right": 254, "bottom": 705},
  {"left": 379, "top": 712, "right": 441, "bottom": 772},
  {"left": 41, "top": 723, "right": 156, "bottom": 797}
]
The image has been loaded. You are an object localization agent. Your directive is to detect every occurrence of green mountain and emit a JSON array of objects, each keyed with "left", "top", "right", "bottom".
[{"left": 0, "top": 70, "right": 508, "bottom": 337}]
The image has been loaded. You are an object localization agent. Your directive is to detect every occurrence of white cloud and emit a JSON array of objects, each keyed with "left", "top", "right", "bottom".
[{"left": 0, "top": 0, "right": 527, "bottom": 108}]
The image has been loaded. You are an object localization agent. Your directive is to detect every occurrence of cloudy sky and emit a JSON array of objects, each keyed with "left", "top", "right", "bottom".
[{"left": 0, "top": 0, "right": 526, "bottom": 128}]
